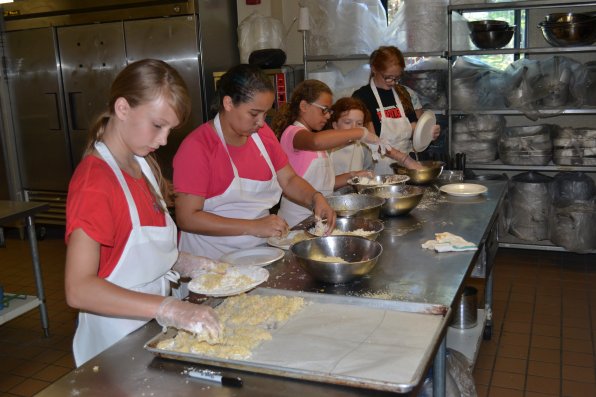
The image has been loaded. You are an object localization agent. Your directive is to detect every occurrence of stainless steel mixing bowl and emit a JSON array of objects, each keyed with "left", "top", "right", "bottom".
[
  {"left": 361, "top": 185, "right": 425, "bottom": 216},
  {"left": 470, "top": 27, "right": 515, "bottom": 49},
  {"left": 305, "top": 216, "right": 384, "bottom": 240},
  {"left": 538, "top": 19, "right": 596, "bottom": 46},
  {"left": 325, "top": 194, "right": 385, "bottom": 219},
  {"left": 391, "top": 161, "right": 445, "bottom": 185},
  {"left": 291, "top": 235, "right": 383, "bottom": 284},
  {"left": 347, "top": 174, "right": 410, "bottom": 193}
]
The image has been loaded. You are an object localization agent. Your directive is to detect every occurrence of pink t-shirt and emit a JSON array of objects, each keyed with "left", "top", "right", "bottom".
[
  {"left": 173, "top": 121, "right": 288, "bottom": 198},
  {"left": 279, "top": 124, "right": 327, "bottom": 177}
]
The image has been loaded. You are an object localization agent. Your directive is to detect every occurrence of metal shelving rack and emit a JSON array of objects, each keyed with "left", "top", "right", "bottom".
[{"left": 447, "top": 0, "right": 596, "bottom": 253}]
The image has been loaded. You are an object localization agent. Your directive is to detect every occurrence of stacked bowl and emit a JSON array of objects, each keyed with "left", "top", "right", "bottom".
[
  {"left": 538, "top": 13, "right": 596, "bottom": 47},
  {"left": 469, "top": 20, "right": 515, "bottom": 49}
]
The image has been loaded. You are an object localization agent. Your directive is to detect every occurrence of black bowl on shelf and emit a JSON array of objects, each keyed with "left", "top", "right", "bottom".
[
  {"left": 468, "top": 20, "right": 510, "bottom": 32},
  {"left": 470, "top": 27, "right": 515, "bottom": 49}
]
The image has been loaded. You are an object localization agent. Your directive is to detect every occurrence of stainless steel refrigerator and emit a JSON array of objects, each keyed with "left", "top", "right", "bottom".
[{"left": 1, "top": 0, "right": 239, "bottom": 225}]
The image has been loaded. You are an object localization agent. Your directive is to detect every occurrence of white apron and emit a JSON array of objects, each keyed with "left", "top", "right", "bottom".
[
  {"left": 329, "top": 142, "right": 365, "bottom": 175},
  {"left": 73, "top": 142, "right": 178, "bottom": 367},
  {"left": 179, "top": 115, "right": 282, "bottom": 260},
  {"left": 370, "top": 80, "right": 413, "bottom": 175},
  {"left": 277, "top": 122, "right": 335, "bottom": 228}
]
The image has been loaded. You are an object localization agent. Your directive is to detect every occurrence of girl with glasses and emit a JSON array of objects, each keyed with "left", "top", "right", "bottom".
[
  {"left": 271, "top": 79, "right": 380, "bottom": 228},
  {"left": 353, "top": 46, "right": 440, "bottom": 174}
]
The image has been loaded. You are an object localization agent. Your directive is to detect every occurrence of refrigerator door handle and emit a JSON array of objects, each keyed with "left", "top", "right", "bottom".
[{"left": 67, "top": 91, "right": 84, "bottom": 131}]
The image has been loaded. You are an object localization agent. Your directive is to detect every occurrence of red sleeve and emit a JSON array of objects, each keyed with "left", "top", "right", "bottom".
[
  {"left": 173, "top": 124, "right": 216, "bottom": 198},
  {"left": 259, "top": 123, "right": 289, "bottom": 172},
  {"left": 65, "top": 157, "right": 119, "bottom": 247}
]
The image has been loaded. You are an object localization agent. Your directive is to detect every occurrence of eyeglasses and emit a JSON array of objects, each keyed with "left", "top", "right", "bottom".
[
  {"left": 381, "top": 74, "right": 402, "bottom": 84},
  {"left": 310, "top": 102, "right": 334, "bottom": 116}
]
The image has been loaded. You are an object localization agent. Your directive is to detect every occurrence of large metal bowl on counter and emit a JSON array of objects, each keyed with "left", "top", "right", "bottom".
[
  {"left": 290, "top": 235, "right": 383, "bottom": 284},
  {"left": 347, "top": 174, "right": 409, "bottom": 193},
  {"left": 305, "top": 217, "right": 384, "bottom": 240},
  {"left": 538, "top": 12, "right": 596, "bottom": 46},
  {"left": 391, "top": 160, "right": 444, "bottom": 185},
  {"left": 361, "top": 185, "right": 425, "bottom": 216},
  {"left": 325, "top": 194, "right": 385, "bottom": 219}
]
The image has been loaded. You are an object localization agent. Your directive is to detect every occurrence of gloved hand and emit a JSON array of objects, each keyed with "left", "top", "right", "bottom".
[
  {"left": 358, "top": 127, "right": 381, "bottom": 145},
  {"left": 379, "top": 138, "right": 392, "bottom": 155},
  {"left": 173, "top": 252, "right": 228, "bottom": 279},
  {"left": 156, "top": 296, "right": 221, "bottom": 339}
]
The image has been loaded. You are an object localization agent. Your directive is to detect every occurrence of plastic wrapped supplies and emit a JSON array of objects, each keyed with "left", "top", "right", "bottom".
[
  {"left": 508, "top": 172, "right": 553, "bottom": 241},
  {"left": 553, "top": 127, "right": 596, "bottom": 166},
  {"left": 238, "top": 12, "right": 285, "bottom": 64},
  {"left": 386, "top": 0, "right": 449, "bottom": 52},
  {"left": 549, "top": 172, "right": 596, "bottom": 253},
  {"left": 403, "top": 58, "right": 448, "bottom": 109},
  {"left": 452, "top": 114, "right": 505, "bottom": 163},
  {"left": 303, "top": 0, "right": 386, "bottom": 56},
  {"left": 498, "top": 125, "right": 553, "bottom": 166}
]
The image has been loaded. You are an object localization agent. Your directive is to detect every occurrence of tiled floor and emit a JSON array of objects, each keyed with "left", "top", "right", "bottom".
[{"left": 0, "top": 227, "right": 595, "bottom": 396}]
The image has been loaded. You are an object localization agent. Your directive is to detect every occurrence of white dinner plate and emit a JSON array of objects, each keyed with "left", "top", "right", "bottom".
[
  {"left": 219, "top": 246, "right": 285, "bottom": 267},
  {"left": 267, "top": 230, "right": 309, "bottom": 250},
  {"left": 188, "top": 265, "right": 269, "bottom": 297},
  {"left": 413, "top": 110, "right": 436, "bottom": 152},
  {"left": 439, "top": 183, "right": 488, "bottom": 197}
]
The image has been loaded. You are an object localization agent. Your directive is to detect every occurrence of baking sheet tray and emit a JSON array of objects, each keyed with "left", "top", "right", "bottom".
[{"left": 145, "top": 288, "right": 449, "bottom": 393}]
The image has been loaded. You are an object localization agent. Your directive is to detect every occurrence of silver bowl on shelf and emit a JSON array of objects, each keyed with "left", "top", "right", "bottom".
[
  {"left": 325, "top": 194, "right": 385, "bottom": 219},
  {"left": 361, "top": 185, "right": 425, "bottom": 216},
  {"left": 470, "top": 27, "right": 515, "bottom": 49},
  {"left": 538, "top": 13, "right": 596, "bottom": 47},
  {"left": 290, "top": 235, "right": 383, "bottom": 284}
]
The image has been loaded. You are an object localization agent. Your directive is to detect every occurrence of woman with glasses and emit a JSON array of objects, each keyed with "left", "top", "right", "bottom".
[
  {"left": 353, "top": 45, "right": 440, "bottom": 174},
  {"left": 173, "top": 65, "right": 335, "bottom": 261},
  {"left": 271, "top": 79, "right": 380, "bottom": 227}
]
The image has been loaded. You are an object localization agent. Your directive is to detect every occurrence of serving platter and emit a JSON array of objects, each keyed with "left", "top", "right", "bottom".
[
  {"left": 187, "top": 265, "right": 269, "bottom": 297},
  {"left": 412, "top": 110, "right": 436, "bottom": 152},
  {"left": 439, "top": 183, "right": 488, "bottom": 197},
  {"left": 220, "top": 246, "right": 285, "bottom": 267},
  {"left": 145, "top": 288, "right": 449, "bottom": 394},
  {"left": 267, "top": 230, "right": 309, "bottom": 250}
]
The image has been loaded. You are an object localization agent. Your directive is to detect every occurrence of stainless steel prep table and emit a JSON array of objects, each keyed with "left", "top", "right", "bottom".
[
  {"left": 35, "top": 181, "right": 507, "bottom": 397},
  {"left": 0, "top": 200, "right": 50, "bottom": 336}
]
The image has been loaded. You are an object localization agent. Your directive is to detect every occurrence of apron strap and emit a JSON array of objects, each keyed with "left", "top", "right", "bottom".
[{"left": 95, "top": 142, "right": 141, "bottom": 227}]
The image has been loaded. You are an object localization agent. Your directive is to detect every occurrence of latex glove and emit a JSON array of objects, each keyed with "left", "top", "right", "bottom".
[
  {"left": 156, "top": 296, "right": 221, "bottom": 339},
  {"left": 173, "top": 252, "right": 227, "bottom": 279},
  {"left": 431, "top": 124, "right": 441, "bottom": 140},
  {"left": 311, "top": 194, "right": 336, "bottom": 235},
  {"left": 379, "top": 138, "right": 392, "bottom": 155},
  {"left": 358, "top": 127, "right": 381, "bottom": 145}
]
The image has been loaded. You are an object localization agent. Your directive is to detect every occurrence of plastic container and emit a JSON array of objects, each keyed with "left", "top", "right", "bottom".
[{"left": 450, "top": 286, "right": 478, "bottom": 329}]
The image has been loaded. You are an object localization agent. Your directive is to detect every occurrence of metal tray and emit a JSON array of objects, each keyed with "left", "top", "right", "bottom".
[{"left": 145, "top": 288, "right": 449, "bottom": 394}]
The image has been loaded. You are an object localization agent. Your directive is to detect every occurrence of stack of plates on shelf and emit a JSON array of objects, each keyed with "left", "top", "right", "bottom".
[
  {"left": 498, "top": 125, "right": 553, "bottom": 166},
  {"left": 552, "top": 127, "right": 596, "bottom": 166},
  {"left": 452, "top": 114, "right": 505, "bottom": 163}
]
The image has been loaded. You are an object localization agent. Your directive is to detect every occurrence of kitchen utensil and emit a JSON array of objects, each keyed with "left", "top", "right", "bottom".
[
  {"left": 219, "top": 247, "right": 285, "bottom": 267},
  {"left": 413, "top": 110, "right": 436, "bottom": 152},
  {"left": 468, "top": 20, "right": 510, "bottom": 32},
  {"left": 290, "top": 235, "right": 382, "bottom": 283},
  {"left": 439, "top": 183, "right": 488, "bottom": 197},
  {"left": 306, "top": 217, "right": 384, "bottom": 240},
  {"left": 347, "top": 174, "right": 409, "bottom": 193},
  {"left": 543, "top": 12, "right": 594, "bottom": 24},
  {"left": 391, "top": 160, "right": 444, "bottom": 185},
  {"left": 470, "top": 27, "right": 515, "bottom": 49},
  {"left": 538, "top": 20, "right": 596, "bottom": 47},
  {"left": 361, "top": 185, "right": 424, "bottom": 216},
  {"left": 325, "top": 194, "right": 385, "bottom": 219}
]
